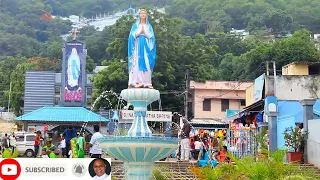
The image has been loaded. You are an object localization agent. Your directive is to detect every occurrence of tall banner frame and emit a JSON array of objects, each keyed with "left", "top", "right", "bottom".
[{"left": 61, "top": 40, "right": 87, "bottom": 106}]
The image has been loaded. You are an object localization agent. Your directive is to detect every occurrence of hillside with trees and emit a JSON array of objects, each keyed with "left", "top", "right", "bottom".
[{"left": 1, "top": 0, "right": 320, "bottom": 115}]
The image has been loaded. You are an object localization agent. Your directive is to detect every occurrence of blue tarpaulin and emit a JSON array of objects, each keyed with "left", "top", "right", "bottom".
[{"left": 226, "top": 109, "right": 241, "bottom": 118}]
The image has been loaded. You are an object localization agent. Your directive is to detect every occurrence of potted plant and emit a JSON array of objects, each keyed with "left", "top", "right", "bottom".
[
  {"left": 283, "top": 127, "right": 308, "bottom": 163},
  {"left": 255, "top": 128, "right": 269, "bottom": 159}
]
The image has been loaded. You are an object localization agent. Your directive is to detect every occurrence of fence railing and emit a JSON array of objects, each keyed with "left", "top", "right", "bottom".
[{"left": 226, "top": 129, "right": 258, "bottom": 159}]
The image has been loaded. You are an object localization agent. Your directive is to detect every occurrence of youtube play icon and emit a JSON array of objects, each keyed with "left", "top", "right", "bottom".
[{"left": 0, "top": 159, "right": 21, "bottom": 180}]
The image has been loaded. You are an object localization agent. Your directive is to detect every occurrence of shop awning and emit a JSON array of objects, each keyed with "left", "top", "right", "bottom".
[
  {"left": 223, "top": 99, "right": 264, "bottom": 123},
  {"left": 243, "top": 99, "right": 264, "bottom": 111},
  {"left": 190, "top": 118, "right": 228, "bottom": 129}
]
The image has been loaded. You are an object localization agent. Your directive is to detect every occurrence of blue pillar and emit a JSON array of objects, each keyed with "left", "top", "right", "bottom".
[
  {"left": 267, "top": 112, "right": 278, "bottom": 152},
  {"left": 300, "top": 99, "right": 316, "bottom": 163},
  {"left": 265, "top": 96, "right": 278, "bottom": 152}
]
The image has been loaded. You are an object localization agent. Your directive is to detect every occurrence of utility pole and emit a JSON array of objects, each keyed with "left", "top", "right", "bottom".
[
  {"left": 184, "top": 70, "right": 190, "bottom": 120},
  {"left": 8, "top": 81, "right": 12, "bottom": 113},
  {"left": 272, "top": 61, "right": 277, "bottom": 97},
  {"left": 266, "top": 62, "right": 270, "bottom": 76}
]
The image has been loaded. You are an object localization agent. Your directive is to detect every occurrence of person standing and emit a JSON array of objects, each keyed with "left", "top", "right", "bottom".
[
  {"left": 89, "top": 125, "right": 103, "bottom": 158},
  {"left": 76, "top": 132, "right": 86, "bottom": 158},
  {"left": 34, "top": 131, "right": 41, "bottom": 158},
  {"left": 180, "top": 119, "right": 191, "bottom": 162},
  {"left": 2, "top": 134, "right": 9, "bottom": 149},
  {"left": 9, "top": 134, "right": 16, "bottom": 156},
  {"left": 63, "top": 126, "right": 77, "bottom": 158},
  {"left": 60, "top": 136, "right": 66, "bottom": 157}
]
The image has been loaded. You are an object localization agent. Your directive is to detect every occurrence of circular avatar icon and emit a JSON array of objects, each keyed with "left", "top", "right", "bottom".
[
  {"left": 0, "top": 158, "right": 22, "bottom": 180},
  {"left": 88, "top": 158, "right": 111, "bottom": 179},
  {"left": 72, "top": 163, "right": 87, "bottom": 177}
]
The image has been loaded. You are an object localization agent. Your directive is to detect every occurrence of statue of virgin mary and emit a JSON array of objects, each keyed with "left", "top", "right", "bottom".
[
  {"left": 67, "top": 48, "right": 81, "bottom": 88},
  {"left": 128, "top": 9, "right": 156, "bottom": 88}
]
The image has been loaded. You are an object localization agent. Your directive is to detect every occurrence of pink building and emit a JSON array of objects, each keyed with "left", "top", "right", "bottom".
[{"left": 189, "top": 80, "right": 253, "bottom": 124}]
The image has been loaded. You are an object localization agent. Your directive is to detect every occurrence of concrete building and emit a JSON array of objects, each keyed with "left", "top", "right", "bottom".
[
  {"left": 16, "top": 40, "right": 109, "bottom": 134},
  {"left": 229, "top": 62, "right": 320, "bottom": 152},
  {"left": 23, "top": 71, "right": 95, "bottom": 114},
  {"left": 189, "top": 80, "right": 253, "bottom": 129},
  {"left": 230, "top": 28, "right": 250, "bottom": 40}
]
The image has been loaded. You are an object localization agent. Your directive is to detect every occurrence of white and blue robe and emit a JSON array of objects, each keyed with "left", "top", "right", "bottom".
[{"left": 67, "top": 48, "right": 80, "bottom": 88}]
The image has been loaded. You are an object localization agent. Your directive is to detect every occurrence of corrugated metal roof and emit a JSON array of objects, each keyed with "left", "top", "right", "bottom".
[
  {"left": 189, "top": 118, "right": 225, "bottom": 125},
  {"left": 15, "top": 107, "right": 108, "bottom": 122}
]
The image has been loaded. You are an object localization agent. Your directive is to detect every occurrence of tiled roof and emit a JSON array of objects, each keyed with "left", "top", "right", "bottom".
[{"left": 15, "top": 107, "right": 109, "bottom": 122}]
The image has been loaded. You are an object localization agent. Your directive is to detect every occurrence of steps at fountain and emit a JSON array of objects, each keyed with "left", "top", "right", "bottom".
[{"left": 111, "top": 161, "right": 196, "bottom": 180}]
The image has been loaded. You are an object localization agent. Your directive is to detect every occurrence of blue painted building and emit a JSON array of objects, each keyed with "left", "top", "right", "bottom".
[
  {"left": 225, "top": 62, "right": 320, "bottom": 151},
  {"left": 276, "top": 100, "right": 320, "bottom": 148}
]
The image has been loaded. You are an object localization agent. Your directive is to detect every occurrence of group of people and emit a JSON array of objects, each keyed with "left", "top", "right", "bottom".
[
  {"left": 178, "top": 119, "right": 230, "bottom": 168},
  {"left": 34, "top": 125, "right": 103, "bottom": 158},
  {"left": 1, "top": 133, "right": 18, "bottom": 158}
]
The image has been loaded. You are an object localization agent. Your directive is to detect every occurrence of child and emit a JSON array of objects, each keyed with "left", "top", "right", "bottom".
[{"left": 60, "top": 136, "right": 66, "bottom": 157}]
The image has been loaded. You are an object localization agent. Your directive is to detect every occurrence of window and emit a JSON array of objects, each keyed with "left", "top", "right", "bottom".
[
  {"left": 240, "top": 99, "right": 246, "bottom": 106},
  {"left": 203, "top": 99, "right": 211, "bottom": 111},
  {"left": 221, "top": 99, "right": 229, "bottom": 112},
  {"left": 54, "top": 97, "right": 60, "bottom": 105},
  {"left": 87, "top": 88, "right": 93, "bottom": 96},
  {"left": 26, "top": 135, "right": 35, "bottom": 142},
  {"left": 16, "top": 135, "right": 24, "bottom": 142},
  {"left": 87, "top": 98, "right": 92, "bottom": 106},
  {"left": 55, "top": 87, "right": 60, "bottom": 95}
]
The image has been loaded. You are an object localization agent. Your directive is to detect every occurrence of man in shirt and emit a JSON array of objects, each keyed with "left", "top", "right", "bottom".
[
  {"left": 63, "top": 126, "right": 77, "bottom": 158},
  {"left": 93, "top": 158, "right": 109, "bottom": 180},
  {"left": 180, "top": 119, "right": 191, "bottom": 162},
  {"left": 89, "top": 125, "right": 103, "bottom": 158},
  {"left": 34, "top": 131, "right": 41, "bottom": 158}
]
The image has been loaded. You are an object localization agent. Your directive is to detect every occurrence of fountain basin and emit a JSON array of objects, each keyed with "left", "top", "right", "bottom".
[
  {"left": 120, "top": 89, "right": 160, "bottom": 111},
  {"left": 100, "top": 136, "right": 179, "bottom": 162},
  {"left": 100, "top": 136, "right": 179, "bottom": 180}
]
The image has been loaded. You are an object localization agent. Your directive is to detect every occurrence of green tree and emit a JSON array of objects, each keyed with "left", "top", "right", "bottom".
[
  {"left": 0, "top": 56, "right": 27, "bottom": 106},
  {"left": 8, "top": 62, "right": 38, "bottom": 115},
  {"left": 6, "top": 57, "right": 57, "bottom": 115},
  {"left": 86, "top": 56, "right": 96, "bottom": 73}
]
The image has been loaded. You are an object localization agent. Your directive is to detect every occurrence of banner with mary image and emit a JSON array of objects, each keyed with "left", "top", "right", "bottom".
[{"left": 64, "top": 42, "right": 84, "bottom": 103}]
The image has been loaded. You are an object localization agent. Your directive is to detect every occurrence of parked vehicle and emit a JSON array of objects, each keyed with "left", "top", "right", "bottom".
[{"left": 15, "top": 133, "right": 39, "bottom": 158}]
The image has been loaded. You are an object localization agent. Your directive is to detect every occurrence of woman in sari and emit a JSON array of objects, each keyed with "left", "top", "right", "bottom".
[
  {"left": 197, "top": 144, "right": 217, "bottom": 168},
  {"left": 70, "top": 132, "right": 86, "bottom": 158}
]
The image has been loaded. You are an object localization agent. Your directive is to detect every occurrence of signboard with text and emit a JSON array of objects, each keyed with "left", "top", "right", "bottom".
[
  {"left": 120, "top": 110, "right": 172, "bottom": 122},
  {"left": 253, "top": 74, "right": 265, "bottom": 103}
]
